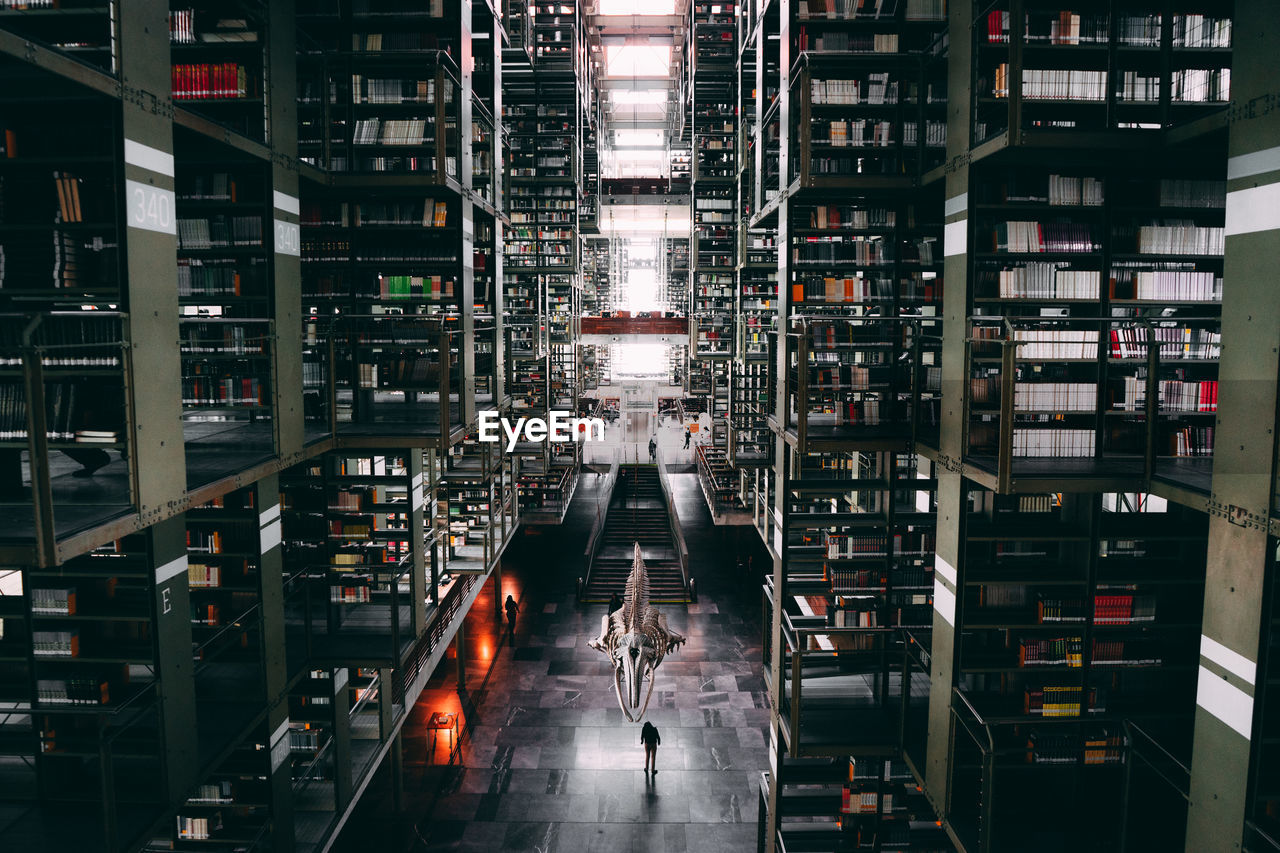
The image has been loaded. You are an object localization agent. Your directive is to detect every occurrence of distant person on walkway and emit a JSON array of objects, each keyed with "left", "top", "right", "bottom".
[
  {"left": 648, "top": 437, "right": 657, "bottom": 462},
  {"left": 608, "top": 592, "right": 623, "bottom": 615},
  {"left": 641, "top": 721, "right": 661, "bottom": 773},
  {"left": 504, "top": 594, "right": 519, "bottom": 634},
  {"left": 683, "top": 429, "right": 691, "bottom": 450}
]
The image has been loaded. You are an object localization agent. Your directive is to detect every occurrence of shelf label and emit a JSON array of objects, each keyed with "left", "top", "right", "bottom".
[
  {"left": 125, "top": 180, "right": 176, "bottom": 235},
  {"left": 274, "top": 219, "right": 301, "bottom": 256}
]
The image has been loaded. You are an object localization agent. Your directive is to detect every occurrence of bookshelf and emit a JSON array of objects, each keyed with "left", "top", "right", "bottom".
[
  {"left": 974, "top": 3, "right": 1233, "bottom": 143},
  {"left": 169, "top": 3, "right": 267, "bottom": 143},
  {"left": 0, "top": 99, "right": 122, "bottom": 305},
  {"left": 948, "top": 490, "right": 1206, "bottom": 852},
  {"left": 297, "top": 0, "right": 500, "bottom": 442},
  {"left": 690, "top": 0, "right": 737, "bottom": 449},
  {"left": 964, "top": 159, "right": 1224, "bottom": 490},
  {"left": 157, "top": 728, "right": 273, "bottom": 851}
]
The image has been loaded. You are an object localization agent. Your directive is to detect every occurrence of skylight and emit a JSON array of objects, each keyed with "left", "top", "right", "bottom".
[
  {"left": 597, "top": 0, "right": 677, "bottom": 14},
  {"left": 605, "top": 44, "right": 671, "bottom": 78}
]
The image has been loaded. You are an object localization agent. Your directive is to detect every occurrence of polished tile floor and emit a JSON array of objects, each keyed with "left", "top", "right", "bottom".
[{"left": 336, "top": 461, "right": 774, "bottom": 852}]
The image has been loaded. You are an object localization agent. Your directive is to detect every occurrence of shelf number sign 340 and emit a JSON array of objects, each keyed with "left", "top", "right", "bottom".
[{"left": 125, "top": 179, "right": 176, "bottom": 235}]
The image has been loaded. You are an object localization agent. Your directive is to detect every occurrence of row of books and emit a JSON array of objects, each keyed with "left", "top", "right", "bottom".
[
  {"left": 330, "top": 585, "right": 373, "bottom": 603},
  {"left": 793, "top": 237, "right": 893, "bottom": 265},
  {"left": 1108, "top": 326, "right": 1221, "bottom": 360},
  {"left": 378, "top": 274, "right": 455, "bottom": 300},
  {"left": 1012, "top": 428, "right": 1096, "bottom": 458},
  {"left": 811, "top": 75, "right": 897, "bottom": 106},
  {"left": 352, "top": 119, "right": 429, "bottom": 146},
  {"left": 1014, "top": 382, "right": 1097, "bottom": 412},
  {"left": 989, "top": 265, "right": 1100, "bottom": 299},
  {"left": 180, "top": 324, "right": 264, "bottom": 355},
  {"left": 1131, "top": 224, "right": 1224, "bottom": 256},
  {"left": 0, "top": 316, "right": 122, "bottom": 364},
  {"left": 36, "top": 677, "right": 110, "bottom": 706},
  {"left": 842, "top": 790, "right": 894, "bottom": 815},
  {"left": 995, "top": 66, "right": 1107, "bottom": 101},
  {"left": 992, "top": 221, "right": 1099, "bottom": 254},
  {"left": 176, "top": 814, "right": 224, "bottom": 841},
  {"left": 819, "top": 120, "right": 896, "bottom": 149},
  {"left": 177, "top": 261, "right": 263, "bottom": 299},
  {"left": 902, "top": 121, "right": 947, "bottom": 147},
  {"left": 1012, "top": 329, "right": 1100, "bottom": 360},
  {"left": 797, "top": 29, "right": 900, "bottom": 54},
  {"left": 1025, "top": 685, "right": 1104, "bottom": 717},
  {"left": 32, "top": 629, "right": 78, "bottom": 657},
  {"left": 350, "top": 75, "right": 439, "bottom": 105},
  {"left": 1027, "top": 730, "right": 1125, "bottom": 765},
  {"left": 1092, "top": 639, "right": 1161, "bottom": 665},
  {"left": 188, "top": 562, "right": 231, "bottom": 588},
  {"left": 1172, "top": 68, "right": 1231, "bottom": 103},
  {"left": 1169, "top": 425, "right": 1214, "bottom": 456},
  {"left": 1018, "top": 636, "right": 1083, "bottom": 667},
  {"left": 169, "top": 12, "right": 257, "bottom": 45},
  {"left": 177, "top": 216, "right": 263, "bottom": 250},
  {"left": 172, "top": 63, "right": 254, "bottom": 100},
  {"left": 794, "top": 275, "right": 896, "bottom": 304},
  {"left": 181, "top": 377, "right": 264, "bottom": 408},
  {"left": 805, "top": 399, "right": 888, "bottom": 426},
  {"left": 30, "top": 587, "right": 75, "bottom": 615},
  {"left": 986, "top": 11, "right": 1223, "bottom": 48},
  {"left": 1113, "top": 270, "right": 1221, "bottom": 302}
]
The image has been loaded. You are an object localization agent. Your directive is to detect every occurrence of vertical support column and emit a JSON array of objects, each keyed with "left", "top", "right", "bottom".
[
  {"left": 254, "top": 470, "right": 295, "bottom": 848},
  {"left": 268, "top": 0, "right": 303, "bottom": 458},
  {"left": 494, "top": 562, "right": 504, "bottom": 615},
  {"left": 923, "top": 0, "right": 975, "bottom": 813},
  {"left": 455, "top": 619, "right": 467, "bottom": 690},
  {"left": 332, "top": 667, "right": 354, "bottom": 807},
  {"left": 118, "top": 2, "right": 185, "bottom": 513},
  {"left": 1184, "top": 3, "right": 1280, "bottom": 848},
  {"left": 150, "top": 516, "right": 199, "bottom": 802},
  {"left": 410, "top": 451, "right": 428, "bottom": 636},
  {"left": 390, "top": 731, "right": 404, "bottom": 814}
]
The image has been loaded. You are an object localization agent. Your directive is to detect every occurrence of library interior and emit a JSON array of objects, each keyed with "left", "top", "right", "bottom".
[{"left": 0, "top": 0, "right": 1276, "bottom": 851}]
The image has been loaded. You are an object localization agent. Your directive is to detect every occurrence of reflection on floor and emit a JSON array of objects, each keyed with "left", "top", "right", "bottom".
[{"left": 334, "top": 458, "right": 773, "bottom": 852}]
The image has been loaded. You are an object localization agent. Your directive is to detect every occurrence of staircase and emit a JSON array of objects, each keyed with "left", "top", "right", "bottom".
[{"left": 583, "top": 465, "right": 688, "bottom": 603}]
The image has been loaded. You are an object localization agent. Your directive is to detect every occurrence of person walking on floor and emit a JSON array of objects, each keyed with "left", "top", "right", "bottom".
[
  {"left": 683, "top": 428, "right": 691, "bottom": 450},
  {"left": 648, "top": 437, "right": 657, "bottom": 463},
  {"left": 504, "top": 594, "right": 519, "bottom": 635},
  {"left": 608, "top": 591, "right": 623, "bottom": 615},
  {"left": 641, "top": 721, "right": 661, "bottom": 774}
]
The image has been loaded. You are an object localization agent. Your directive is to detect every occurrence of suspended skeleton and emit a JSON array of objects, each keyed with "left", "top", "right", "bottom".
[{"left": 587, "top": 542, "right": 687, "bottom": 722}]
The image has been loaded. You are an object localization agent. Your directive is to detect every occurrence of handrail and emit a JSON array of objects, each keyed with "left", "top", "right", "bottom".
[
  {"left": 1122, "top": 719, "right": 1192, "bottom": 800},
  {"left": 950, "top": 686, "right": 996, "bottom": 754},
  {"left": 582, "top": 460, "right": 620, "bottom": 559},
  {"left": 654, "top": 448, "right": 692, "bottom": 598}
]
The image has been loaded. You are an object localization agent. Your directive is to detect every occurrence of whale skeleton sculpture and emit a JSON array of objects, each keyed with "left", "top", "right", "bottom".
[{"left": 587, "top": 542, "right": 686, "bottom": 722}]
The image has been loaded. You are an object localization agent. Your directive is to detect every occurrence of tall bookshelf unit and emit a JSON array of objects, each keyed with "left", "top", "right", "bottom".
[
  {"left": 0, "top": 1, "right": 510, "bottom": 851},
  {"left": 755, "top": 0, "right": 952, "bottom": 850},
  {"left": 689, "top": 0, "right": 738, "bottom": 449},
  {"left": 501, "top": 0, "right": 585, "bottom": 520}
]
